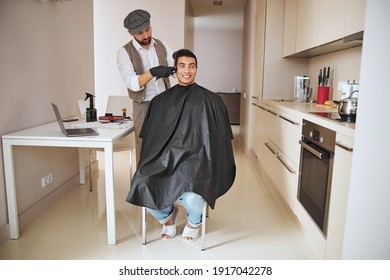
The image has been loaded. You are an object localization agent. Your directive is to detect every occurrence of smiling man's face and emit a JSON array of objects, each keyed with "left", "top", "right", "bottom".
[{"left": 175, "top": 56, "right": 197, "bottom": 86}]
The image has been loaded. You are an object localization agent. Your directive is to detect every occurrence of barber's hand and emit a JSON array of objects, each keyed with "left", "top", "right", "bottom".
[{"left": 149, "top": 66, "right": 176, "bottom": 80}]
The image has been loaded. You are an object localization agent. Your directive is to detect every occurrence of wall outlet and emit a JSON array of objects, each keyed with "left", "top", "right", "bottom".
[{"left": 41, "top": 173, "right": 53, "bottom": 188}]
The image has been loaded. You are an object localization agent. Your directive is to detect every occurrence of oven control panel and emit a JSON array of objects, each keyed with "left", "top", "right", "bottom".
[{"left": 302, "top": 119, "right": 336, "bottom": 153}]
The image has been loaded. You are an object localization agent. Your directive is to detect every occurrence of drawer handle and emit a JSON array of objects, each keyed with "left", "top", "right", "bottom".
[
  {"left": 279, "top": 115, "right": 299, "bottom": 126},
  {"left": 265, "top": 142, "right": 279, "bottom": 155},
  {"left": 336, "top": 141, "right": 353, "bottom": 152},
  {"left": 267, "top": 109, "right": 278, "bottom": 116},
  {"left": 277, "top": 156, "right": 296, "bottom": 174}
]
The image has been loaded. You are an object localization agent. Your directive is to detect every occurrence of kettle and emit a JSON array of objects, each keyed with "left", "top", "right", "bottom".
[{"left": 338, "top": 90, "right": 359, "bottom": 121}]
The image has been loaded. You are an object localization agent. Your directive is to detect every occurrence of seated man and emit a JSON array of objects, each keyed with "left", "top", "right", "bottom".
[{"left": 126, "top": 49, "right": 236, "bottom": 242}]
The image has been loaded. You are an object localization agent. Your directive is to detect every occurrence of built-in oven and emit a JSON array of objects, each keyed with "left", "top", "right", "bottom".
[{"left": 297, "top": 119, "right": 336, "bottom": 237}]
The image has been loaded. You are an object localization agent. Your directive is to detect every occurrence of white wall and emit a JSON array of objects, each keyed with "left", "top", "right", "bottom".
[
  {"left": 194, "top": 29, "right": 243, "bottom": 93},
  {"left": 0, "top": 0, "right": 94, "bottom": 244},
  {"left": 342, "top": 0, "right": 390, "bottom": 259},
  {"left": 239, "top": 0, "right": 258, "bottom": 153},
  {"left": 93, "top": 0, "right": 187, "bottom": 115}
]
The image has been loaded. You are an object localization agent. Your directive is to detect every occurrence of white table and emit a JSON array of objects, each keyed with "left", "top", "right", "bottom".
[{"left": 2, "top": 120, "right": 134, "bottom": 245}]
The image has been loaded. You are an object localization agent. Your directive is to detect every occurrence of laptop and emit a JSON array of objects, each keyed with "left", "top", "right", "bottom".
[{"left": 51, "top": 103, "right": 99, "bottom": 137}]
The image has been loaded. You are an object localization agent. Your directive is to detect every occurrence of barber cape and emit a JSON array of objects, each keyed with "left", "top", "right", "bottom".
[{"left": 126, "top": 83, "right": 236, "bottom": 210}]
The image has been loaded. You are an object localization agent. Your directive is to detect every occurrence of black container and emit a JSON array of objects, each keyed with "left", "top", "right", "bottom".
[{"left": 86, "top": 107, "right": 97, "bottom": 122}]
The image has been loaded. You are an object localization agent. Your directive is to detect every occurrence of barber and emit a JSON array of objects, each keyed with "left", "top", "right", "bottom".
[{"left": 117, "top": 9, "right": 175, "bottom": 163}]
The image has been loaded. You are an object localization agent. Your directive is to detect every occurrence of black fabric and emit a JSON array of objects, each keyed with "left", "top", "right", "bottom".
[{"left": 126, "top": 83, "right": 236, "bottom": 210}]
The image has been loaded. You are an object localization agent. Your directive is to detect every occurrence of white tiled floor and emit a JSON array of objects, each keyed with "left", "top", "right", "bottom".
[{"left": 0, "top": 126, "right": 317, "bottom": 260}]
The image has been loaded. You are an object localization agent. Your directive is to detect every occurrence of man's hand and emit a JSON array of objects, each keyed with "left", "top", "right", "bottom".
[{"left": 149, "top": 66, "right": 176, "bottom": 79}]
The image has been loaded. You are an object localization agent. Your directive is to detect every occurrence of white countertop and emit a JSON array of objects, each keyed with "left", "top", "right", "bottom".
[{"left": 257, "top": 99, "right": 355, "bottom": 138}]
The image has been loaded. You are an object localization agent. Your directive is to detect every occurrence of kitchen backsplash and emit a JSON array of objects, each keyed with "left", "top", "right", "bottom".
[{"left": 307, "top": 46, "right": 362, "bottom": 101}]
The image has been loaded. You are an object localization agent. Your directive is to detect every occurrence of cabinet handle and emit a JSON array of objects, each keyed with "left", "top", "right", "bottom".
[
  {"left": 279, "top": 115, "right": 299, "bottom": 126},
  {"left": 299, "top": 140, "right": 323, "bottom": 159},
  {"left": 335, "top": 141, "right": 353, "bottom": 152},
  {"left": 267, "top": 109, "right": 278, "bottom": 116},
  {"left": 265, "top": 142, "right": 279, "bottom": 155},
  {"left": 252, "top": 96, "right": 260, "bottom": 99},
  {"left": 277, "top": 156, "right": 297, "bottom": 174}
]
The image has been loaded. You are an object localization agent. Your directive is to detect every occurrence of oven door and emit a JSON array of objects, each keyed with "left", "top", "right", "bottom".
[{"left": 298, "top": 138, "right": 334, "bottom": 236}]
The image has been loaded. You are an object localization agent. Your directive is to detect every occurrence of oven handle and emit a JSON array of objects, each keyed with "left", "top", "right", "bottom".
[{"left": 299, "top": 140, "right": 323, "bottom": 159}]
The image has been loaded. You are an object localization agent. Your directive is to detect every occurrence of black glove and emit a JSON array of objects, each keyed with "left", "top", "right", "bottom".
[{"left": 149, "top": 66, "right": 176, "bottom": 79}]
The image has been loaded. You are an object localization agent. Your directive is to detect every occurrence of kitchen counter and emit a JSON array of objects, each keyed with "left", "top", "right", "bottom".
[{"left": 258, "top": 99, "right": 355, "bottom": 138}]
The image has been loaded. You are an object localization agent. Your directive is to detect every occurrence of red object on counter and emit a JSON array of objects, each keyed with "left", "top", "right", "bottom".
[
  {"left": 99, "top": 115, "right": 124, "bottom": 121},
  {"left": 317, "top": 86, "right": 329, "bottom": 104}
]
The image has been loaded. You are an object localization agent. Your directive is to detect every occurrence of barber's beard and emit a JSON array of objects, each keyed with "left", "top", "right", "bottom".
[{"left": 136, "top": 37, "right": 151, "bottom": 46}]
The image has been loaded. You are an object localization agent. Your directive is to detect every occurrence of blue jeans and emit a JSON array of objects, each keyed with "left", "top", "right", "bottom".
[{"left": 147, "top": 192, "right": 205, "bottom": 228}]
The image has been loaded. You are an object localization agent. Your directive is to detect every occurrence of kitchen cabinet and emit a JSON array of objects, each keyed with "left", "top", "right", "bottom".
[
  {"left": 315, "top": 0, "right": 346, "bottom": 46},
  {"left": 326, "top": 133, "right": 354, "bottom": 259},
  {"left": 282, "top": 0, "right": 298, "bottom": 57},
  {"left": 284, "top": 0, "right": 365, "bottom": 57},
  {"left": 250, "top": 100, "right": 270, "bottom": 172},
  {"left": 250, "top": 101, "right": 263, "bottom": 163},
  {"left": 264, "top": 140, "right": 300, "bottom": 213},
  {"left": 344, "top": 0, "right": 366, "bottom": 36},
  {"left": 251, "top": 99, "right": 356, "bottom": 259},
  {"left": 251, "top": 100, "right": 302, "bottom": 212},
  {"left": 295, "top": 0, "right": 316, "bottom": 53}
]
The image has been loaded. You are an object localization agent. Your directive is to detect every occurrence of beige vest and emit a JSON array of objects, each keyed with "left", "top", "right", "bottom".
[{"left": 123, "top": 38, "right": 171, "bottom": 103}]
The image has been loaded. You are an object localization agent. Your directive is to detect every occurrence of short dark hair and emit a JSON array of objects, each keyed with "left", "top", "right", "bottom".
[{"left": 172, "top": 49, "right": 197, "bottom": 67}]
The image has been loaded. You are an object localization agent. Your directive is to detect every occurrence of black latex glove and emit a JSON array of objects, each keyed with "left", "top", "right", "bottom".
[{"left": 149, "top": 66, "right": 176, "bottom": 79}]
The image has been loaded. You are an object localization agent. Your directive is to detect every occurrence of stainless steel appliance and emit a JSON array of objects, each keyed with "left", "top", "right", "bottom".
[
  {"left": 308, "top": 111, "right": 356, "bottom": 123},
  {"left": 297, "top": 119, "right": 336, "bottom": 237},
  {"left": 338, "top": 90, "right": 359, "bottom": 122}
]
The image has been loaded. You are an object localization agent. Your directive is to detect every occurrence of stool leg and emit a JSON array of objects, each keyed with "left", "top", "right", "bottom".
[
  {"left": 142, "top": 207, "right": 146, "bottom": 245},
  {"left": 201, "top": 203, "right": 207, "bottom": 251}
]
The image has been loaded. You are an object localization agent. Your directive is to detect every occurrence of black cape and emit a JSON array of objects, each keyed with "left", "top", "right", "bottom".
[{"left": 126, "top": 83, "right": 236, "bottom": 209}]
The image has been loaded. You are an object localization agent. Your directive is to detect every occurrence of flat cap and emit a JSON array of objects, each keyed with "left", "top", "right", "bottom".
[{"left": 124, "top": 9, "right": 151, "bottom": 34}]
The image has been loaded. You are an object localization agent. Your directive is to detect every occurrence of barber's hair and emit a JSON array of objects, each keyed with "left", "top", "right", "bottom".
[{"left": 172, "top": 49, "right": 197, "bottom": 67}]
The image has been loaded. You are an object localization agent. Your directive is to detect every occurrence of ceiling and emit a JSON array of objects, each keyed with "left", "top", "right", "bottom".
[{"left": 190, "top": 0, "right": 246, "bottom": 30}]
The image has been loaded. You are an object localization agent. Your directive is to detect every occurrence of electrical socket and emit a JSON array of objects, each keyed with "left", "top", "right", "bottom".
[{"left": 41, "top": 173, "right": 53, "bottom": 188}]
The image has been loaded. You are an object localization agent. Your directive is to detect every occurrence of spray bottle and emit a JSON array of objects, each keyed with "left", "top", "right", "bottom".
[{"left": 84, "top": 92, "right": 97, "bottom": 122}]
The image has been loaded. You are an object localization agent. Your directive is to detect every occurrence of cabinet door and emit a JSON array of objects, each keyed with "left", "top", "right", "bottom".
[
  {"left": 326, "top": 135, "right": 354, "bottom": 259},
  {"left": 273, "top": 112, "right": 302, "bottom": 166},
  {"left": 283, "top": 0, "right": 298, "bottom": 57},
  {"left": 344, "top": 0, "right": 366, "bottom": 36},
  {"left": 296, "top": 0, "right": 316, "bottom": 52},
  {"left": 315, "top": 0, "right": 346, "bottom": 46},
  {"left": 256, "top": 104, "right": 270, "bottom": 171},
  {"left": 251, "top": 103, "right": 261, "bottom": 158}
]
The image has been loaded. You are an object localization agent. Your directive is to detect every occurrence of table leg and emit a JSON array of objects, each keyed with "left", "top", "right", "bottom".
[
  {"left": 104, "top": 143, "right": 116, "bottom": 245},
  {"left": 2, "top": 140, "right": 19, "bottom": 239},
  {"left": 78, "top": 148, "right": 85, "bottom": 184}
]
